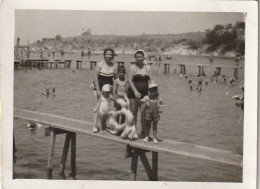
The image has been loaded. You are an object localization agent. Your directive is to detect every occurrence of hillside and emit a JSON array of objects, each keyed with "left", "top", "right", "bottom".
[{"left": 30, "top": 21, "right": 244, "bottom": 57}]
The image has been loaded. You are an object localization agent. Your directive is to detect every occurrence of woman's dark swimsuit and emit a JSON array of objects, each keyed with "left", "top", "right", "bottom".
[{"left": 128, "top": 65, "right": 150, "bottom": 99}]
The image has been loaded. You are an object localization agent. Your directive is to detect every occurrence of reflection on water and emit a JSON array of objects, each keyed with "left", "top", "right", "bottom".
[{"left": 14, "top": 55, "right": 243, "bottom": 181}]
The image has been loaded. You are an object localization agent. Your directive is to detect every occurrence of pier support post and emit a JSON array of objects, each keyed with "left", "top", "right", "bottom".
[
  {"left": 59, "top": 133, "right": 71, "bottom": 175},
  {"left": 128, "top": 147, "right": 158, "bottom": 181},
  {"left": 198, "top": 66, "right": 201, "bottom": 76},
  {"left": 47, "top": 127, "right": 56, "bottom": 179},
  {"left": 130, "top": 148, "right": 139, "bottom": 180},
  {"left": 164, "top": 64, "right": 170, "bottom": 74},
  {"left": 139, "top": 151, "right": 153, "bottom": 180},
  {"left": 90, "top": 61, "right": 97, "bottom": 70},
  {"left": 152, "top": 152, "right": 158, "bottom": 181},
  {"left": 76, "top": 61, "right": 82, "bottom": 69},
  {"left": 180, "top": 65, "right": 186, "bottom": 75},
  {"left": 70, "top": 133, "right": 77, "bottom": 177}
]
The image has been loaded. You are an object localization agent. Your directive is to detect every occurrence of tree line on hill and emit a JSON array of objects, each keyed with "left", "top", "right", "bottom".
[{"left": 32, "top": 21, "right": 245, "bottom": 55}]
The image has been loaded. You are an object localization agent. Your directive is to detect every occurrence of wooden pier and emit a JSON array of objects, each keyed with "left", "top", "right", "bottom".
[
  {"left": 14, "top": 58, "right": 243, "bottom": 78},
  {"left": 14, "top": 108, "right": 242, "bottom": 180},
  {"left": 89, "top": 61, "right": 97, "bottom": 70}
]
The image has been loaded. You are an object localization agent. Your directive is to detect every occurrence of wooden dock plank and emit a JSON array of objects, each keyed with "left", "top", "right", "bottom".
[{"left": 13, "top": 108, "right": 242, "bottom": 167}]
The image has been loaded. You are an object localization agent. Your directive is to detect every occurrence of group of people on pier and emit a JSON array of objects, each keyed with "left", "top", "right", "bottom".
[{"left": 92, "top": 48, "right": 164, "bottom": 144}]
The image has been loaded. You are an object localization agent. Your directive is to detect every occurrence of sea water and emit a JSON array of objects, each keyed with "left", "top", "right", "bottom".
[{"left": 13, "top": 54, "right": 244, "bottom": 181}]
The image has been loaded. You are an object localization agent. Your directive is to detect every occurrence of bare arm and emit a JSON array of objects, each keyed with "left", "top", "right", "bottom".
[
  {"left": 113, "top": 79, "right": 118, "bottom": 99},
  {"left": 147, "top": 65, "right": 155, "bottom": 84},
  {"left": 158, "top": 98, "right": 164, "bottom": 113},
  {"left": 94, "top": 62, "right": 102, "bottom": 95},
  {"left": 127, "top": 64, "right": 141, "bottom": 98}
]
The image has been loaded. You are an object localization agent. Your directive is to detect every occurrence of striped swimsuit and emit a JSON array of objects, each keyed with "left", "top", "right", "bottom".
[{"left": 98, "top": 61, "right": 116, "bottom": 90}]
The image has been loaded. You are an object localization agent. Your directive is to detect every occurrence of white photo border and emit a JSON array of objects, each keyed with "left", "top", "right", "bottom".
[{"left": 1, "top": 0, "right": 257, "bottom": 189}]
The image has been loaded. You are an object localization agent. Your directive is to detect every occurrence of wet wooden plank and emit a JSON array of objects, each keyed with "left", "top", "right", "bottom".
[{"left": 14, "top": 108, "right": 242, "bottom": 167}]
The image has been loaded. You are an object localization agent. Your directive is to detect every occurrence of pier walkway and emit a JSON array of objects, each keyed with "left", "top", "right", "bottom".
[{"left": 14, "top": 108, "right": 242, "bottom": 180}]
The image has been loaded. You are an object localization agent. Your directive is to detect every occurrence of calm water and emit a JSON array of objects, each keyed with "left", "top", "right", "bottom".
[{"left": 13, "top": 54, "right": 244, "bottom": 181}]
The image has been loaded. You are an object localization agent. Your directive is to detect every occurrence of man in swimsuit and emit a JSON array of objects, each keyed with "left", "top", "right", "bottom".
[{"left": 127, "top": 50, "right": 154, "bottom": 138}]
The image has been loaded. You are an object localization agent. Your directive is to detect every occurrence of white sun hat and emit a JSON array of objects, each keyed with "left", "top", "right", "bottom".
[
  {"left": 148, "top": 83, "right": 158, "bottom": 89},
  {"left": 102, "top": 84, "right": 111, "bottom": 92}
]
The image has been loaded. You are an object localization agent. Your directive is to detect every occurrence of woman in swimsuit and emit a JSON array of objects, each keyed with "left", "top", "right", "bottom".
[
  {"left": 127, "top": 50, "right": 154, "bottom": 137},
  {"left": 94, "top": 48, "right": 117, "bottom": 97}
]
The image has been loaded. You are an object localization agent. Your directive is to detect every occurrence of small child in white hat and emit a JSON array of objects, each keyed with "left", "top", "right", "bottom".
[
  {"left": 93, "top": 84, "right": 114, "bottom": 133},
  {"left": 141, "top": 83, "right": 164, "bottom": 143}
]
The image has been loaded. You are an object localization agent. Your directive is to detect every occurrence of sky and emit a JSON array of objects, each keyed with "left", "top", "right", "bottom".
[{"left": 15, "top": 10, "right": 244, "bottom": 45}]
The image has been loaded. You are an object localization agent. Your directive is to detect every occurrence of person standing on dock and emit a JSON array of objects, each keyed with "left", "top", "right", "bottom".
[
  {"left": 141, "top": 83, "right": 163, "bottom": 144},
  {"left": 52, "top": 49, "right": 55, "bottom": 60},
  {"left": 40, "top": 49, "right": 43, "bottom": 59},
  {"left": 127, "top": 50, "right": 155, "bottom": 138},
  {"left": 92, "top": 84, "right": 114, "bottom": 133},
  {"left": 61, "top": 47, "right": 64, "bottom": 60},
  {"left": 88, "top": 47, "right": 91, "bottom": 60},
  {"left": 94, "top": 48, "right": 117, "bottom": 97},
  {"left": 47, "top": 49, "right": 51, "bottom": 59},
  {"left": 81, "top": 48, "right": 84, "bottom": 61},
  {"left": 113, "top": 66, "right": 130, "bottom": 124},
  {"left": 209, "top": 52, "right": 214, "bottom": 64}
]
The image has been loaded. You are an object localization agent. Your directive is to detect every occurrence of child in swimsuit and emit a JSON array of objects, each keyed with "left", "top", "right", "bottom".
[
  {"left": 93, "top": 84, "right": 114, "bottom": 133},
  {"left": 113, "top": 66, "right": 130, "bottom": 124},
  {"left": 113, "top": 66, "right": 130, "bottom": 107},
  {"left": 141, "top": 83, "right": 164, "bottom": 144}
]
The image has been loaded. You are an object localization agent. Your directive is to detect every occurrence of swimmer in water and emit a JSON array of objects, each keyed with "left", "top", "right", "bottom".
[
  {"left": 51, "top": 88, "right": 56, "bottom": 95},
  {"left": 229, "top": 77, "right": 235, "bottom": 86},
  {"left": 42, "top": 88, "right": 50, "bottom": 95},
  {"left": 188, "top": 80, "right": 193, "bottom": 90},
  {"left": 197, "top": 79, "right": 203, "bottom": 91},
  {"left": 26, "top": 121, "right": 42, "bottom": 129}
]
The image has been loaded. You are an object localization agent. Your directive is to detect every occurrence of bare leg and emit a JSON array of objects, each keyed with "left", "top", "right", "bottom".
[
  {"left": 99, "top": 112, "right": 106, "bottom": 133},
  {"left": 92, "top": 106, "right": 99, "bottom": 133},
  {"left": 152, "top": 121, "right": 158, "bottom": 144},
  {"left": 140, "top": 102, "right": 147, "bottom": 138},
  {"left": 130, "top": 99, "right": 138, "bottom": 127},
  {"left": 143, "top": 119, "right": 151, "bottom": 143},
  {"left": 152, "top": 121, "right": 158, "bottom": 139},
  {"left": 145, "top": 119, "right": 151, "bottom": 138}
]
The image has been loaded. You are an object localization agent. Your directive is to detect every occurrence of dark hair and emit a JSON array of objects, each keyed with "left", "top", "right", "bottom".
[
  {"left": 103, "top": 48, "right": 115, "bottom": 57},
  {"left": 134, "top": 50, "right": 145, "bottom": 58},
  {"left": 118, "top": 66, "right": 126, "bottom": 73},
  {"left": 149, "top": 87, "right": 159, "bottom": 97}
]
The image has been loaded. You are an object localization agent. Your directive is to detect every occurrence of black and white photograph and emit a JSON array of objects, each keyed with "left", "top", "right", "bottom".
[{"left": 1, "top": 0, "right": 258, "bottom": 189}]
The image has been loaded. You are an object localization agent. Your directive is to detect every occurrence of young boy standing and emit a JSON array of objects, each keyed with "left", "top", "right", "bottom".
[{"left": 141, "top": 83, "right": 164, "bottom": 144}]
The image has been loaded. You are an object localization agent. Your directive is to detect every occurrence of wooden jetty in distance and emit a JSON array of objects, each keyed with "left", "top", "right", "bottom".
[
  {"left": 14, "top": 57, "right": 243, "bottom": 78},
  {"left": 14, "top": 108, "right": 242, "bottom": 180}
]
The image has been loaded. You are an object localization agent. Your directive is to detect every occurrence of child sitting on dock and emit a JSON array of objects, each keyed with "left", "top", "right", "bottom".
[
  {"left": 141, "top": 83, "right": 164, "bottom": 144},
  {"left": 93, "top": 84, "right": 114, "bottom": 133}
]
